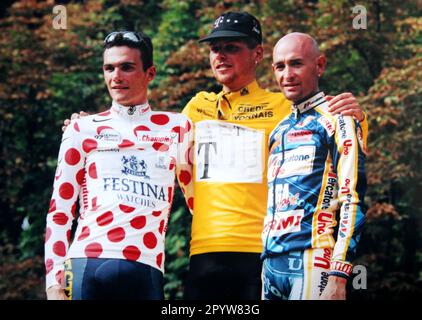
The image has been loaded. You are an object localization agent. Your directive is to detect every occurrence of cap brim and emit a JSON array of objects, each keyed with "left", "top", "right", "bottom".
[{"left": 198, "top": 30, "right": 249, "bottom": 43}]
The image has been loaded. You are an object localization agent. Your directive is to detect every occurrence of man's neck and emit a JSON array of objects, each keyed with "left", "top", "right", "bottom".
[
  {"left": 292, "top": 89, "right": 320, "bottom": 105},
  {"left": 115, "top": 99, "right": 148, "bottom": 107}
]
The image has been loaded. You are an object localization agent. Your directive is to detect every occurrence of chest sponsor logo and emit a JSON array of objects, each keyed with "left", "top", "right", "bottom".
[
  {"left": 121, "top": 155, "right": 149, "bottom": 178},
  {"left": 233, "top": 104, "right": 273, "bottom": 120},
  {"left": 195, "top": 120, "right": 264, "bottom": 183},
  {"left": 263, "top": 209, "right": 304, "bottom": 238},
  {"left": 95, "top": 128, "right": 122, "bottom": 143},
  {"left": 268, "top": 145, "right": 315, "bottom": 180},
  {"left": 287, "top": 130, "right": 313, "bottom": 143},
  {"left": 155, "top": 155, "right": 168, "bottom": 169},
  {"left": 102, "top": 156, "right": 167, "bottom": 207},
  {"left": 139, "top": 132, "right": 177, "bottom": 145}
]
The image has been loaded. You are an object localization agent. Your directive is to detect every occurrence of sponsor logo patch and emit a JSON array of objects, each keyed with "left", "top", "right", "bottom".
[
  {"left": 287, "top": 130, "right": 313, "bottom": 142},
  {"left": 268, "top": 145, "right": 316, "bottom": 180},
  {"left": 263, "top": 209, "right": 304, "bottom": 238},
  {"left": 121, "top": 155, "right": 149, "bottom": 178},
  {"left": 318, "top": 116, "right": 335, "bottom": 136}
]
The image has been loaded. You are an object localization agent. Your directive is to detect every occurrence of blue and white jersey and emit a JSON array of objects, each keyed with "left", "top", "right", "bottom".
[{"left": 262, "top": 92, "right": 366, "bottom": 277}]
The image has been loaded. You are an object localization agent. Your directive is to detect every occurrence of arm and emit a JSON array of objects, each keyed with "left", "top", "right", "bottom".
[
  {"left": 326, "top": 93, "right": 368, "bottom": 150},
  {"left": 175, "top": 116, "right": 194, "bottom": 214},
  {"left": 45, "top": 120, "right": 85, "bottom": 299},
  {"left": 320, "top": 115, "right": 367, "bottom": 300}
]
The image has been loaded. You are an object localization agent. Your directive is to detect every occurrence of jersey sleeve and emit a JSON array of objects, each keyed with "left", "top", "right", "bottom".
[
  {"left": 359, "top": 112, "right": 369, "bottom": 155},
  {"left": 44, "top": 121, "right": 85, "bottom": 289},
  {"left": 329, "top": 115, "right": 367, "bottom": 278},
  {"left": 175, "top": 116, "right": 194, "bottom": 214}
]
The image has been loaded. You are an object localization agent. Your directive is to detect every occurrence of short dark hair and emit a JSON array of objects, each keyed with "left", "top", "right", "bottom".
[
  {"left": 103, "top": 31, "right": 153, "bottom": 71},
  {"left": 241, "top": 37, "right": 261, "bottom": 49}
]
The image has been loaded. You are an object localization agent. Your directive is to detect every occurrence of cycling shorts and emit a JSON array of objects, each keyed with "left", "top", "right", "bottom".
[
  {"left": 262, "top": 248, "right": 332, "bottom": 300},
  {"left": 64, "top": 258, "right": 163, "bottom": 300},
  {"left": 184, "top": 252, "right": 262, "bottom": 300}
]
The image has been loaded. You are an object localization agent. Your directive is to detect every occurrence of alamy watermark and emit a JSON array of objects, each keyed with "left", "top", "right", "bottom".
[
  {"left": 352, "top": 5, "right": 367, "bottom": 30},
  {"left": 52, "top": 5, "right": 67, "bottom": 30},
  {"left": 352, "top": 264, "right": 367, "bottom": 290}
]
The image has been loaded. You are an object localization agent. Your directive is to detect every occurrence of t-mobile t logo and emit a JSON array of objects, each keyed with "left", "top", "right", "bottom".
[{"left": 197, "top": 141, "right": 217, "bottom": 179}]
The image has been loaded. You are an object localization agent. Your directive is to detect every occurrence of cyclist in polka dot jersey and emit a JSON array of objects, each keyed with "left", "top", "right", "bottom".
[{"left": 45, "top": 31, "right": 193, "bottom": 300}]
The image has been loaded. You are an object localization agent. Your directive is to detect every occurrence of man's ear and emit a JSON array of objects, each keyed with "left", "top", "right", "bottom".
[
  {"left": 147, "top": 66, "right": 156, "bottom": 81},
  {"left": 316, "top": 54, "right": 326, "bottom": 77},
  {"left": 254, "top": 44, "right": 264, "bottom": 64}
]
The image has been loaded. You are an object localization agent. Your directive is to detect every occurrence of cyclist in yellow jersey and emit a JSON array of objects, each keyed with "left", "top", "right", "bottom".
[{"left": 183, "top": 11, "right": 367, "bottom": 299}]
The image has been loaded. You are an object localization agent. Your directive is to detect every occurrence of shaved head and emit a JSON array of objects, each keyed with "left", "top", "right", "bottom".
[
  {"left": 271, "top": 32, "right": 326, "bottom": 102},
  {"left": 273, "top": 33, "right": 320, "bottom": 61}
]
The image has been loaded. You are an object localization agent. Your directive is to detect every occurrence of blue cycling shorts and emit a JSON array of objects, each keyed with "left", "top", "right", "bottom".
[
  {"left": 262, "top": 248, "right": 332, "bottom": 300},
  {"left": 64, "top": 258, "right": 163, "bottom": 300}
]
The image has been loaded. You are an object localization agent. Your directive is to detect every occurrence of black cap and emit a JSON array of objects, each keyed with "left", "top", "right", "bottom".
[{"left": 199, "top": 11, "right": 262, "bottom": 43}]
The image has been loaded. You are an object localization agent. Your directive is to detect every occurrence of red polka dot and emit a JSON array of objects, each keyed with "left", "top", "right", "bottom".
[
  {"left": 133, "top": 125, "right": 150, "bottom": 137},
  {"left": 159, "top": 220, "right": 165, "bottom": 234},
  {"left": 65, "top": 148, "right": 81, "bottom": 166},
  {"left": 123, "top": 246, "right": 141, "bottom": 261},
  {"left": 152, "top": 210, "right": 161, "bottom": 217},
  {"left": 77, "top": 226, "right": 90, "bottom": 241},
  {"left": 45, "top": 258, "right": 54, "bottom": 274},
  {"left": 45, "top": 227, "right": 52, "bottom": 243},
  {"left": 82, "top": 139, "right": 97, "bottom": 153},
  {"left": 171, "top": 126, "right": 184, "bottom": 143},
  {"left": 107, "top": 227, "right": 125, "bottom": 242},
  {"left": 143, "top": 232, "right": 157, "bottom": 249},
  {"left": 168, "top": 187, "right": 173, "bottom": 203},
  {"left": 96, "top": 211, "right": 113, "bottom": 226},
  {"left": 151, "top": 114, "right": 170, "bottom": 125},
  {"left": 71, "top": 203, "right": 77, "bottom": 218},
  {"left": 185, "top": 120, "right": 192, "bottom": 132},
  {"left": 76, "top": 168, "right": 85, "bottom": 185},
  {"left": 96, "top": 126, "right": 112, "bottom": 134},
  {"left": 84, "top": 242, "right": 103, "bottom": 258},
  {"left": 52, "top": 212, "right": 69, "bottom": 225},
  {"left": 179, "top": 170, "right": 192, "bottom": 186},
  {"left": 118, "top": 139, "right": 135, "bottom": 148},
  {"left": 130, "top": 216, "right": 146, "bottom": 229},
  {"left": 156, "top": 253, "right": 163, "bottom": 268},
  {"left": 59, "top": 183, "right": 74, "bottom": 200},
  {"left": 169, "top": 157, "right": 176, "bottom": 170},
  {"left": 88, "top": 163, "right": 97, "bottom": 179},
  {"left": 53, "top": 241, "right": 66, "bottom": 257},
  {"left": 66, "top": 230, "right": 72, "bottom": 242},
  {"left": 74, "top": 122, "right": 80, "bottom": 132},
  {"left": 188, "top": 197, "right": 194, "bottom": 210},
  {"left": 119, "top": 204, "right": 135, "bottom": 213},
  {"left": 56, "top": 270, "right": 64, "bottom": 286},
  {"left": 91, "top": 197, "right": 100, "bottom": 211},
  {"left": 98, "top": 110, "right": 111, "bottom": 116},
  {"left": 152, "top": 142, "right": 169, "bottom": 152},
  {"left": 48, "top": 199, "right": 56, "bottom": 213}
]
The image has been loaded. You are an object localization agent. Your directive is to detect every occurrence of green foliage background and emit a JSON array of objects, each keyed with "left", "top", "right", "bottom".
[{"left": 0, "top": 0, "right": 421, "bottom": 299}]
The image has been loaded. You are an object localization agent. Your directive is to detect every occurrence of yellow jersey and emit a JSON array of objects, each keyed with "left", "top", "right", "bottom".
[{"left": 182, "top": 80, "right": 290, "bottom": 255}]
